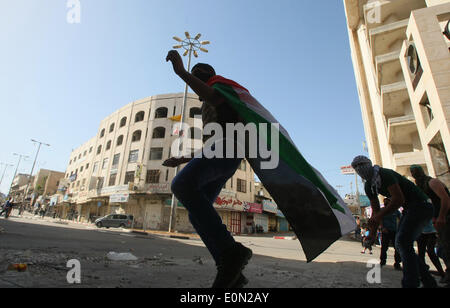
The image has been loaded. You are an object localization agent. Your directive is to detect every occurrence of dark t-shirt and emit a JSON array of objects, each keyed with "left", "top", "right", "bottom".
[
  {"left": 417, "top": 177, "right": 450, "bottom": 218},
  {"left": 365, "top": 168, "right": 429, "bottom": 209},
  {"left": 201, "top": 90, "right": 242, "bottom": 155}
]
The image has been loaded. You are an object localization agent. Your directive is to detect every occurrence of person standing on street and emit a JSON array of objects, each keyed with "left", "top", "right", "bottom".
[
  {"left": 410, "top": 165, "right": 450, "bottom": 285},
  {"left": 417, "top": 219, "right": 446, "bottom": 279},
  {"left": 351, "top": 156, "right": 437, "bottom": 288},
  {"left": 0, "top": 197, "right": 12, "bottom": 217},
  {"left": 379, "top": 198, "right": 402, "bottom": 270}
]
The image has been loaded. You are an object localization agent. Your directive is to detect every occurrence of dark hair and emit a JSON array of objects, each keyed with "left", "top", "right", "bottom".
[{"left": 191, "top": 63, "right": 216, "bottom": 82}]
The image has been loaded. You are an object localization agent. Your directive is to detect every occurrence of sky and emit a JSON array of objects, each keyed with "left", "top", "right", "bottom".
[{"left": 0, "top": 0, "right": 367, "bottom": 197}]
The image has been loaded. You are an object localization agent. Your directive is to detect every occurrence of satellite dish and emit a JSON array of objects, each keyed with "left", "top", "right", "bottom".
[{"left": 407, "top": 43, "right": 421, "bottom": 75}]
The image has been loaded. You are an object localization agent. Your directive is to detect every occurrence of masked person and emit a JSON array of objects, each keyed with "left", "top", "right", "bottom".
[
  {"left": 410, "top": 165, "right": 450, "bottom": 285},
  {"left": 351, "top": 156, "right": 437, "bottom": 288}
]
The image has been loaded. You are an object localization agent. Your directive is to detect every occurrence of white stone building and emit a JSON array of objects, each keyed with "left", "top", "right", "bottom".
[
  {"left": 63, "top": 93, "right": 257, "bottom": 233},
  {"left": 344, "top": 0, "right": 450, "bottom": 184}
]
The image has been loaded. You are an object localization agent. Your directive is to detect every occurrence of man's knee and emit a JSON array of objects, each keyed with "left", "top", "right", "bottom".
[{"left": 171, "top": 173, "right": 194, "bottom": 198}]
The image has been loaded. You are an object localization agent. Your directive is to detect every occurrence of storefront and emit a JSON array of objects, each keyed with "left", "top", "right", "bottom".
[{"left": 262, "top": 200, "right": 278, "bottom": 232}]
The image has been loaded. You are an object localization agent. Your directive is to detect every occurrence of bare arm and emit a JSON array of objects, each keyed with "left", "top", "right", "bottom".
[
  {"left": 166, "top": 50, "right": 225, "bottom": 106},
  {"left": 368, "top": 184, "right": 405, "bottom": 238},
  {"left": 429, "top": 178, "right": 450, "bottom": 229}
]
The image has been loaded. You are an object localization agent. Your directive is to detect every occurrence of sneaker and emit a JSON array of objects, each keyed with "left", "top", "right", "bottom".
[{"left": 212, "top": 243, "right": 253, "bottom": 288}]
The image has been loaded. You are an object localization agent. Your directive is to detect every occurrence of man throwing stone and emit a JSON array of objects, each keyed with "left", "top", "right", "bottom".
[{"left": 164, "top": 50, "right": 252, "bottom": 288}]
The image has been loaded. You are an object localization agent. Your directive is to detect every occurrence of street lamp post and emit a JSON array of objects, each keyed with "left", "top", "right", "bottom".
[
  {"left": 168, "top": 32, "right": 210, "bottom": 233},
  {"left": 8, "top": 153, "right": 29, "bottom": 196},
  {"left": 23, "top": 139, "right": 50, "bottom": 205},
  {"left": 0, "top": 162, "right": 14, "bottom": 188}
]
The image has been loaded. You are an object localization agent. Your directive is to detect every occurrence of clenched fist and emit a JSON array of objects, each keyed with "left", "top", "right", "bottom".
[{"left": 166, "top": 50, "right": 187, "bottom": 76}]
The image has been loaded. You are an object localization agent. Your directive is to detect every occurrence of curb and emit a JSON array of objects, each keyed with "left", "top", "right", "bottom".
[{"left": 273, "top": 236, "right": 297, "bottom": 240}]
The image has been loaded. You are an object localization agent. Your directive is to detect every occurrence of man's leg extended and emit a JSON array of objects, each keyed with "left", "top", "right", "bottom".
[{"left": 171, "top": 156, "right": 252, "bottom": 288}]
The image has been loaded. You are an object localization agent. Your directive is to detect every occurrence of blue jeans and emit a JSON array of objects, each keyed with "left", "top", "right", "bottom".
[
  {"left": 395, "top": 202, "right": 434, "bottom": 288},
  {"left": 171, "top": 156, "right": 242, "bottom": 265}
]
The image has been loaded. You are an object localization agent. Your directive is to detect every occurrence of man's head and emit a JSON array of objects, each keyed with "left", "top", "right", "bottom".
[
  {"left": 191, "top": 63, "right": 216, "bottom": 83},
  {"left": 351, "top": 155, "right": 374, "bottom": 181},
  {"left": 410, "top": 164, "right": 426, "bottom": 180}
]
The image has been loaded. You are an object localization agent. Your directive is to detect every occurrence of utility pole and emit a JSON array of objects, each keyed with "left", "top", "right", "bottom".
[
  {"left": 0, "top": 162, "right": 14, "bottom": 189},
  {"left": 168, "top": 32, "right": 210, "bottom": 233},
  {"left": 8, "top": 153, "right": 29, "bottom": 196},
  {"left": 23, "top": 139, "right": 50, "bottom": 204}
]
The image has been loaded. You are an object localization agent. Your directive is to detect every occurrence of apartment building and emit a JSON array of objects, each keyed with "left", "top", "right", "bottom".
[
  {"left": 63, "top": 93, "right": 257, "bottom": 233},
  {"left": 344, "top": 0, "right": 450, "bottom": 184}
]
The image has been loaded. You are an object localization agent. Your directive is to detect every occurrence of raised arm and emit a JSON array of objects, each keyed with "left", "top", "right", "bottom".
[{"left": 166, "top": 50, "right": 224, "bottom": 106}]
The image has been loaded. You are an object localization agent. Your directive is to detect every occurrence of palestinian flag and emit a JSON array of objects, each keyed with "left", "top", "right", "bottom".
[{"left": 207, "top": 76, "right": 356, "bottom": 262}]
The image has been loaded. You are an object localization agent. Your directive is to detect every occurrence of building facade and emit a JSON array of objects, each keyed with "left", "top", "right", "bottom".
[
  {"left": 344, "top": 0, "right": 450, "bottom": 184},
  {"left": 62, "top": 93, "right": 257, "bottom": 234}
]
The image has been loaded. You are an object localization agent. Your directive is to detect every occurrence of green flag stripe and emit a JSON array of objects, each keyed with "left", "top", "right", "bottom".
[{"left": 213, "top": 83, "right": 345, "bottom": 214}]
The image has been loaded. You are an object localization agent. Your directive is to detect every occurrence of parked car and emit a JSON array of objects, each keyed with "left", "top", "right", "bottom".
[{"left": 95, "top": 214, "right": 134, "bottom": 229}]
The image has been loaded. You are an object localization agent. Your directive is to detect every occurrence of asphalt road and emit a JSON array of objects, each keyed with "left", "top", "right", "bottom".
[{"left": 0, "top": 215, "right": 408, "bottom": 288}]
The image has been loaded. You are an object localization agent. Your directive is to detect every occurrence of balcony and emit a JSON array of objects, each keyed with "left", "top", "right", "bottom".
[
  {"left": 369, "top": 19, "right": 409, "bottom": 58},
  {"left": 375, "top": 50, "right": 404, "bottom": 88},
  {"left": 387, "top": 114, "right": 417, "bottom": 145},
  {"left": 381, "top": 81, "right": 409, "bottom": 118},
  {"left": 363, "top": 0, "right": 427, "bottom": 32},
  {"left": 393, "top": 151, "right": 426, "bottom": 167}
]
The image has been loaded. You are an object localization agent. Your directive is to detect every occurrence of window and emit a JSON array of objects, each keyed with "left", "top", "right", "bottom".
[
  {"left": 124, "top": 171, "right": 135, "bottom": 184},
  {"left": 120, "top": 117, "right": 127, "bottom": 127},
  {"left": 135, "top": 111, "right": 145, "bottom": 123},
  {"left": 102, "top": 158, "right": 109, "bottom": 170},
  {"left": 97, "top": 145, "right": 102, "bottom": 155},
  {"left": 112, "top": 153, "right": 120, "bottom": 167},
  {"left": 190, "top": 107, "right": 202, "bottom": 118},
  {"left": 78, "top": 154, "right": 81, "bottom": 159},
  {"left": 86, "top": 163, "right": 89, "bottom": 170},
  {"left": 97, "top": 177, "right": 104, "bottom": 190},
  {"left": 152, "top": 127, "right": 166, "bottom": 139},
  {"left": 155, "top": 107, "right": 168, "bottom": 119},
  {"left": 189, "top": 127, "right": 202, "bottom": 140},
  {"left": 117, "top": 135, "right": 124, "bottom": 146},
  {"left": 93, "top": 162, "right": 99, "bottom": 173},
  {"left": 149, "top": 148, "right": 163, "bottom": 160},
  {"left": 146, "top": 170, "right": 160, "bottom": 184},
  {"left": 109, "top": 123, "right": 115, "bottom": 133},
  {"left": 69, "top": 160, "right": 72, "bottom": 165},
  {"left": 89, "top": 147, "right": 93, "bottom": 153},
  {"left": 237, "top": 179, "right": 246, "bottom": 193},
  {"left": 100, "top": 129, "right": 105, "bottom": 138},
  {"left": 108, "top": 174, "right": 117, "bottom": 187},
  {"left": 73, "top": 157, "right": 76, "bottom": 162},
  {"left": 128, "top": 150, "right": 139, "bottom": 163},
  {"left": 83, "top": 150, "right": 87, "bottom": 157},
  {"left": 165, "top": 169, "right": 169, "bottom": 182},
  {"left": 132, "top": 130, "right": 142, "bottom": 142},
  {"left": 80, "top": 166, "right": 84, "bottom": 172},
  {"left": 106, "top": 140, "right": 112, "bottom": 151}
]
